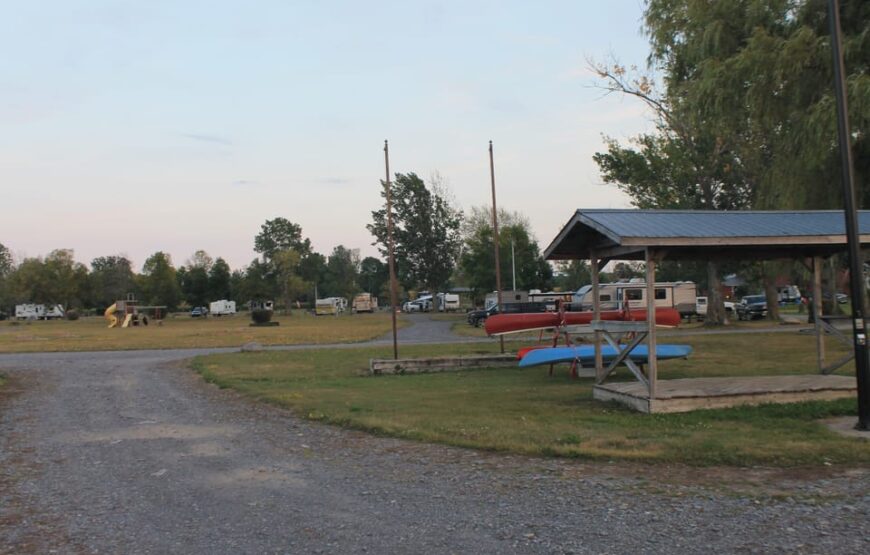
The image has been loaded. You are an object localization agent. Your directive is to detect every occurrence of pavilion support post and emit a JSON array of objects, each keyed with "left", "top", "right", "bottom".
[
  {"left": 591, "top": 255, "right": 603, "bottom": 382},
  {"left": 813, "top": 256, "right": 826, "bottom": 372},
  {"left": 645, "top": 249, "right": 658, "bottom": 399}
]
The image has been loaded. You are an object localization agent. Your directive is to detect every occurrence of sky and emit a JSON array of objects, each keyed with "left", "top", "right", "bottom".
[{"left": 0, "top": 0, "right": 656, "bottom": 271}]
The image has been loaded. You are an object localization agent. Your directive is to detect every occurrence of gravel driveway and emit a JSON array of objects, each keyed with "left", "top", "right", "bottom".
[{"left": 1, "top": 336, "right": 868, "bottom": 553}]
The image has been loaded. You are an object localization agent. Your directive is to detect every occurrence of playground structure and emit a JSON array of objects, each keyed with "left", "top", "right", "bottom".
[{"left": 105, "top": 296, "right": 166, "bottom": 328}]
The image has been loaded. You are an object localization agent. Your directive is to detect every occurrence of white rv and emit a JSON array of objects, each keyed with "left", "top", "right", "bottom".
[
  {"left": 316, "top": 297, "right": 347, "bottom": 316},
  {"left": 573, "top": 281, "right": 698, "bottom": 319},
  {"left": 436, "top": 293, "right": 460, "bottom": 312},
  {"left": 352, "top": 293, "right": 378, "bottom": 313},
  {"left": 15, "top": 304, "right": 65, "bottom": 320},
  {"left": 209, "top": 300, "right": 237, "bottom": 316}
]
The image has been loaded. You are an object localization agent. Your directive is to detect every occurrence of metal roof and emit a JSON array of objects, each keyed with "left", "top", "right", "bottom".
[{"left": 543, "top": 209, "right": 870, "bottom": 261}]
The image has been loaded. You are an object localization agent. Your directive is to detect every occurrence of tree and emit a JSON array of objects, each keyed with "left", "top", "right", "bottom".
[
  {"left": 553, "top": 260, "right": 592, "bottom": 293},
  {"left": 140, "top": 252, "right": 182, "bottom": 309},
  {"left": 460, "top": 212, "right": 552, "bottom": 300},
  {"left": 0, "top": 242, "right": 13, "bottom": 310},
  {"left": 179, "top": 250, "right": 213, "bottom": 307},
  {"left": 207, "top": 257, "right": 233, "bottom": 301},
  {"left": 368, "top": 173, "right": 463, "bottom": 291},
  {"left": 272, "top": 249, "right": 308, "bottom": 311},
  {"left": 90, "top": 255, "right": 137, "bottom": 308},
  {"left": 254, "top": 218, "right": 312, "bottom": 262},
  {"left": 297, "top": 252, "right": 327, "bottom": 301},
  {"left": 323, "top": 245, "right": 359, "bottom": 299},
  {"left": 359, "top": 256, "right": 389, "bottom": 298}
]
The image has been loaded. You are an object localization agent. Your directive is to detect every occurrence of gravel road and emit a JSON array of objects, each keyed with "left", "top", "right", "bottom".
[{"left": 1, "top": 322, "right": 869, "bottom": 553}]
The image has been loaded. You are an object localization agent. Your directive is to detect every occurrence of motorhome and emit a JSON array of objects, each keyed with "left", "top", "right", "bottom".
[
  {"left": 15, "top": 304, "right": 64, "bottom": 320},
  {"left": 436, "top": 293, "right": 460, "bottom": 312},
  {"left": 573, "top": 281, "right": 698, "bottom": 319},
  {"left": 352, "top": 293, "right": 378, "bottom": 313},
  {"left": 209, "top": 300, "right": 236, "bottom": 316},
  {"left": 316, "top": 297, "right": 347, "bottom": 316}
]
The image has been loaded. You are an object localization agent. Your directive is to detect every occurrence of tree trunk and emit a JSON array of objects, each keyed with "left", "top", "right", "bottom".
[
  {"left": 705, "top": 260, "right": 726, "bottom": 326},
  {"left": 762, "top": 261, "right": 780, "bottom": 321}
]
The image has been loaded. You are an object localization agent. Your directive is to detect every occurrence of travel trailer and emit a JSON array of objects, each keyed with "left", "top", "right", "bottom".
[
  {"left": 209, "top": 300, "right": 237, "bottom": 316},
  {"left": 352, "top": 293, "right": 378, "bottom": 313},
  {"left": 573, "top": 281, "right": 698, "bottom": 319},
  {"left": 436, "top": 293, "right": 460, "bottom": 312},
  {"left": 15, "top": 304, "right": 64, "bottom": 320},
  {"left": 316, "top": 297, "right": 347, "bottom": 316}
]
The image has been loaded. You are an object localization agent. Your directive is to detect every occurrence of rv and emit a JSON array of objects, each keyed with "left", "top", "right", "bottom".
[
  {"left": 484, "top": 290, "right": 528, "bottom": 310},
  {"left": 436, "top": 293, "right": 460, "bottom": 312},
  {"left": 209, "top": 300, "right": 236, "bottom": 316},
  {"left": 573, "top": 281, "right": 698, "bottom": 319},
  {"left": 15, "top": 304, "right": 65, "bottom": 320},
  {"left": 527, "top": 290, "right": 573, "bottom": 311},
  {"left": 352, "top": 293, "right": 378, "bottom": 313},
  {"left": 316, "top": 297, "right": 347, "bottom": 316}
]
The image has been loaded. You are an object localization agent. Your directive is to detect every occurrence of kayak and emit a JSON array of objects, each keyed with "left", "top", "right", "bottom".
[
  {"left": 484, "top": 307, "right": 682, "bottom": 336},
  {"left": 518, "top": 344, "right": 693, "bottom": 368}
]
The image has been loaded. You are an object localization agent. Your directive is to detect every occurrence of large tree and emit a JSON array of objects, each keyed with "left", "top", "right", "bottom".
[
  {"left": 323, "top": 245, "right": 359, "bottom": 299},
  {"left": 207, "top": 257, "right": 233, "bottom": 301},
  {"left": 140, "top": 252, "right": 182, "bottom": 309},
  {"left": 358, "top": 256, "right": 389, "bottom": 299},
  {"left": 90, "top": 255, "right": 137, "bottom": 308},
  {"left": 368, "top": 173, "right": 462, "bottom": 291},
  {"left": 254, "top": 218, "right": 312, "bottom": 262}
]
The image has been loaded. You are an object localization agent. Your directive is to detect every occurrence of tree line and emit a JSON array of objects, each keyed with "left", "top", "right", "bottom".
[{"left": 0, "top": 174, "right": 589, "bottom": 314}]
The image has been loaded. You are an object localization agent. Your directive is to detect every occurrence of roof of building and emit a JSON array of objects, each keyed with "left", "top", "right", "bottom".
[{"left": 543, "top": 209, "right": 870, "bottom": 261}]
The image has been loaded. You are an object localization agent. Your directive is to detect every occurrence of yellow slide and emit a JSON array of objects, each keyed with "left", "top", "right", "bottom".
[
  {"left": 105, "top": 303, "right": 118, "bottom": 328},
  {"left": 121, "top": 313, "right": 133, "bottom": 328}
]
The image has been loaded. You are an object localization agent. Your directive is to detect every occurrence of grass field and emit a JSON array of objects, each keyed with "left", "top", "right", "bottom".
[
  {"left": 192, "top": 331, "right": 867, "bottom": 467},
  {"left": 0, "top": 312, "right": 404, "bottom": 353}
]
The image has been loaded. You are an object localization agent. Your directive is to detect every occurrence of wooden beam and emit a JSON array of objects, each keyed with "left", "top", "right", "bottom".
[
  {"left": 646, "top": 248, "right": 658, "bottom": 399},
  {"left": 813, "top": 256, "right": 825, "bottom": 372},
  {"left": 591, "top": 254, "right": 603, "bottom": 383}
]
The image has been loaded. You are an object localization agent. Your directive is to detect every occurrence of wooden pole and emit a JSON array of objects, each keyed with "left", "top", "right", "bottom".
[
  {"left": 592, "top": 255, "right": 603, "bottom": 382},
  {"left": 813, "top": 256, "right": 825, "bottom": 371},
  {"left": 645, "top": 249, "right": 658, "bottom": 400},
  {"left": 489, "top": 141, "right": 504, "bottom": 354},
  {"left": 384, "top": 140, "right": 399, "bottom": 360}
]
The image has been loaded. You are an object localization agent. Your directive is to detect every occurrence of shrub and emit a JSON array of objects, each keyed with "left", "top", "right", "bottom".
[
  {"left": 65, "top": 309, "right": 80, "bottom": 321},
  {"left": 251, "top": 309, "right": 273, "bottom": 324}
]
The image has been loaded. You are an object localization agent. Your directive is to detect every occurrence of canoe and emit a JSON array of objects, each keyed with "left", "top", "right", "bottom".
[
  {"left": 518, "top": 344, "right": 693, "bottom": 368},
  {"left": 484, "top": 307, "right": 682, "bottom": 336}
]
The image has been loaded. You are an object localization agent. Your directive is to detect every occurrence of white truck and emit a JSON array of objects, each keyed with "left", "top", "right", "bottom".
[
  {"left": 573, "top": 281, "right": 698, "bottom": 319},
  {"left": 15, "top": 304, "right": 65, "bottom": 320},
  {"left": 352, "top": 293, "right": 378, "bottom": 313},
  {"left": 209, "top": 300, "right": 237, "bottom": 316},
  {"left": 316, "top": 297, "right": 347, "bottom": 316}
]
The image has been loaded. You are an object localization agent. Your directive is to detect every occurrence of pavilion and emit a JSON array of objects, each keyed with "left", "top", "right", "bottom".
[{"left": 542, "top": 209, "right": 867, "bottom": 413}]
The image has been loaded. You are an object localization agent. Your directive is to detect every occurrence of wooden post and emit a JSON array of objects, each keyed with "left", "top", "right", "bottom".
[
  {"left": 591, "top": 255, "right": 603, "bottom": 382},
  {"left": 645, "top": 249, "right": 658, "bottom": 399},
  {"left": 813, "top": 256, "right": 825, "bottom": 371}
]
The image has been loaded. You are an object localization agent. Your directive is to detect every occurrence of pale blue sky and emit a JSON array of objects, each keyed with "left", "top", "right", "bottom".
[{"left": 1, "top": 0, "right": 654, "bottom": 270}]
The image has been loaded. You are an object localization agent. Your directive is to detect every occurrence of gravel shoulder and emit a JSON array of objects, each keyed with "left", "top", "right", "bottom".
[{"left": 1, "top": 326, "right": 869, "bottom": 553}]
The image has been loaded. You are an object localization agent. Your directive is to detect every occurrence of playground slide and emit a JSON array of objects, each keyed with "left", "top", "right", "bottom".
[
  {"left": 121, "top": 313, "right": 133, "bottom": 328},
  {"left": 105, "top": 303, "right": 118, "bottom": 328}
]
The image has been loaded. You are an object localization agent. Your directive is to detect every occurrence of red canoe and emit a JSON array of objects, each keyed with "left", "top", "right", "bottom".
[{"left": 485, "top": 307, "right": 681, "bottom": 336}]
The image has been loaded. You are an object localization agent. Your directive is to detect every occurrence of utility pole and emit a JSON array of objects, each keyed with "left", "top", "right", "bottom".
[
  {"left": 489, "top": 141, "right": 504, "bottom": 353},
  {"left": 828, "top": 0, "right": 869, "bottom": 430},
  {"left": 384, "top": 140, "right": 399, "bottom": 360}
]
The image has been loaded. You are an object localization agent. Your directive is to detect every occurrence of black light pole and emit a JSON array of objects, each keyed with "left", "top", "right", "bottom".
[{"left": 828, "top": 0, "right": 870, "bottom": 430}]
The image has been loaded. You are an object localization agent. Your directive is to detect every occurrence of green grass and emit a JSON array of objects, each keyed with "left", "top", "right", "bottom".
[
  {"left": 0, "top": 312, "right": 405, "bottom": 353},
  {"left": 192, "top": 331, "right": 868, "bottom": 467}
]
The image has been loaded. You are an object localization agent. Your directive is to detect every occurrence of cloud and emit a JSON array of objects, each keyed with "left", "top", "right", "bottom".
[
  {"left": 232, "top": 179, "right": 259, "bottom": 187},
  {"left": 181, "top": 133, "right": 233, "bottom": 146}
]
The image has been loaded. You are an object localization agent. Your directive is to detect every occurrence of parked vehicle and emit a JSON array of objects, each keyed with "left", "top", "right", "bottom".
[
  {"left": 209, "top": 300, "right": 236, "bottom": 316},
  {"left": 777, "top": 285, "right": 802, "bottom": 305},
  {"left": 403, "top": 295, "right": 432, "bottom": 313},
  {"left": 315, "top": 297, "right": 347, "bottom": 316},
  {"left": 190, "top": 306, "right": 209, "bottom": 318},
  {"left": 736, "top": 295, "right": 768, "bottom": 320},
  {"left": 695, "top": 297, "right": 735, "bottom": 319},
  {"left": 527, "top": 290, "right": 573, "bottom": 311},
  {"left": 15, "top": 304, "right": 65, "bottom": 320},
  {"left": 573, "top": 281, "right": 698, "bottom": 319},
  {"left": 466, "top": 302, "right": 548, "bottom": 327},
  {"left": 436, "top": 293, "right": 460, "bottom": 312},
  {"left": 352, "top": 293, "right": 378, "bottom": 313},
  {"left": 467, "top": 304, "right": 499, "bottom": 327}
]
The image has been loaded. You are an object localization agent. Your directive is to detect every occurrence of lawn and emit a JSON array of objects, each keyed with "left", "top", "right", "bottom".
[
  {"left": 0, "top": 312, "right": 404, "bottom": 353},
  {"left": 192, "top": 331, "right": 868, "bottom": 467}
]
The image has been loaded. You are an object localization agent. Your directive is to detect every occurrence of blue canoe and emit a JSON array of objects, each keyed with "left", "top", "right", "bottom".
[{"left": 518, "top": 344, "right": 692, "bottom": 368}]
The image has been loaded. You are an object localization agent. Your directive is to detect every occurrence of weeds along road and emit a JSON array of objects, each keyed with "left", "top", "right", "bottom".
[{"left": 0, "top": 319, "right": 868, "bottom": 553}]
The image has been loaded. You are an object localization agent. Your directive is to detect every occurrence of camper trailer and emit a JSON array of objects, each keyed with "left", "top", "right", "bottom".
[
  {"left": 573, "top": 281, "right": 698, "bottom": 319},
  {"left": 209, "top": 300, "right": 236, "bottom": 316},
  {"left": 352, "top": 293, "right": 378, "bottom": 313},
  {"left": 15, "top": 304, "right": 64, "bottom": 320},
  {"left": 436, "top": 293, "right": 460, "bottom": 312},
  {"left": 316, "top": 297, "right": 347, "bottom": 316}
]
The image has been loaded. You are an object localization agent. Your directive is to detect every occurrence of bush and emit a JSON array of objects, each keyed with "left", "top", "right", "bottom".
[
  {"left": 251, "top": 309, "right": 273, "bottom": 324},
  {"left": 65, "top": 309, "right": 80, "bottom": 321}
]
